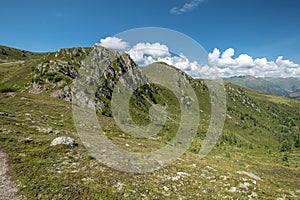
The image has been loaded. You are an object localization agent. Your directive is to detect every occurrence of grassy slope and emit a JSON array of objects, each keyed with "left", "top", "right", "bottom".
[
  {"left": 0, "top": 60, "right": 40, "bottom": 92},
  {"left": 0, "top": 45, "right": 47, "bottom": 63},
  {"left": 1, "top": 92, "right": 299, "bottom": 199},
  {"left": 0, "top": 47, "right": 299, "bottom": 199}
]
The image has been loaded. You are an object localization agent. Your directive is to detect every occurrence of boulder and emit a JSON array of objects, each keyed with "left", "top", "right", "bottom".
[{"left": 50, "top": 136, "right": 77, "bottom": 147}]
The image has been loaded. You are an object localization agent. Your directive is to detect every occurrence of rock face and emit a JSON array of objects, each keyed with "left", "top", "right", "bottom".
[
  {"left": 50, "top": 85, "right": 72, "bottom": 101},
  {"left": 50, "top": 136, "right": 77, "bottom": 147},
  {"left": 33, "top": 46, "right": 155, "bottom": 115},
  {"left": 76, "top": 46, "right": 154, "bottom": 115}
]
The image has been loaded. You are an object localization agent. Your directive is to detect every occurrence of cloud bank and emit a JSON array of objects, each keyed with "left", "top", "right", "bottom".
[
  {"left": 97, "top": 37, "right": 300, "bottom": 79},
  {"left": 170, "top": 0, "right": 204, "bottom": 15},
  {"left": 207, "top": 48, "right": 300, "bottom": 78}
]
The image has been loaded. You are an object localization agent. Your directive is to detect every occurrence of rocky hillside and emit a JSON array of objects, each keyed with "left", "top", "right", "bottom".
[{"left": 0, "top": 46, "right": 299, "bottom": 199}]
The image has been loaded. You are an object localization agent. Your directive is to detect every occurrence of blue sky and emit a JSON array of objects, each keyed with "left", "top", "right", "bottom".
[{"left": 1, "top": 0, "right": 300, "bottom": 77}]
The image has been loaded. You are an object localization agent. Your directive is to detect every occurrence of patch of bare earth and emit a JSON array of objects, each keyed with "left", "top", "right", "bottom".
[{"left": 0, "top": 147, "right": 24, "bottom": 200}]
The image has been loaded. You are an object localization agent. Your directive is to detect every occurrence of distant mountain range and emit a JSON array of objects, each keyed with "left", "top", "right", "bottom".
[{"left": 225, "top": 75, "right": 300, "bottom": 100}]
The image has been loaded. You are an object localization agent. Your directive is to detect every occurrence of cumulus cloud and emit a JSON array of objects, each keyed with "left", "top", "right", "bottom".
[
  {"left": 158, "top": 54, "right": 191, "bottom": 70},
  {"left": 126, "top": 42, "right": 171, "bottom": 65},
  {"left": 98, "top": 37, "right": 128, "bottom": 50},
  {"left": 276, "top": 56, "right": 299, "bottom": 68},
  {"left": 236, "top": 54, "right": 254, "bottom": 68},
  {"left": 170, "top": 0, "right": 204, "bottom": 15}
]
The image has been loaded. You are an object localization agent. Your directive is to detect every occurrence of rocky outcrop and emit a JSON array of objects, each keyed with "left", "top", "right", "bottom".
[
  {"left": 50, "top": 85, "right": 72, "bottom": 101},
  {"left": 33, "top": 46, "right": 155, "bottom": 115}
]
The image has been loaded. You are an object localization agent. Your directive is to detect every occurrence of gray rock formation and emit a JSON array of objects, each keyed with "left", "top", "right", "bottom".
[{"left": 50, "top": 136, "right": 77, "bottom": 147}]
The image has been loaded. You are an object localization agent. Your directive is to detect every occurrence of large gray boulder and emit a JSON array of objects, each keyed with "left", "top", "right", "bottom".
[{"left": 50, "top": 136, "right": 77, "bottom": 147}]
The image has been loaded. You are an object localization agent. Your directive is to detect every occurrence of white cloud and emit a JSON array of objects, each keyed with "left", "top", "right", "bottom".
[
  {"left": 235, "top": 54, "right": 254, "bottom": 68},
  {"left": 254, "top": 58, "right": 277, "bottom": 71},
  {"left": 126, "top": 42, "right": 171, "bottom": 65},
  {"left": 170, "top": 0, "right": 204, "bottom": 15},
  {"left": 208, "top": 48, "right": 220, "bottom": 65},
  {"left": 276, "top": 56, "right": 299, "bottom": 68},
  {"left": 221, "top": 48, "right": 235, "bottom": 59},
  {"left": 206, "top": 48, "right": 300, "bottom": 78},
  {"left": 98, "top": 37, "right": 128, "bottom": 50},
  {"left": 158, "top": 54, "right": 191, "bottom": 70},
  {"left": 129, "top": 45, "right": 300, "bottom": 79}
]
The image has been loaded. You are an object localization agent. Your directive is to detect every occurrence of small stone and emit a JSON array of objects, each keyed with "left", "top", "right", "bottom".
[
  {"left": 47, "top": 127, "right": 53, "bottom": 134},
  {"left": 54, "top": 130, "right": 61, "bottom": 135},
  {"left": 248, "top": 192, "right": 258, "bottom": 198},
  {"left": 239, "top": 182, "right": 250, "bottom": 190},
  {"left": 115, "top": 182, "right": 124, "bottom": 191},
  {"left": 229, "top": 187, "right": 237, "bottom": 193},
  {"left": 162, "top": 186, "right": 169, "bottom": 191},
  {"left": 0, "top": 112, "right": 15, "bottom": 117},
  {"left": 220, "top": 175, "right": 228, "bottom": 180},
  {"left": 23, "top": 138, "right": 33, "bottom": 143}
]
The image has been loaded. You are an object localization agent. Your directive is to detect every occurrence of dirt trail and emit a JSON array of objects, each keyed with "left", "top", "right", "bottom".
[{"left": 0, "top": 147, "right": 24, "bottom": 200}]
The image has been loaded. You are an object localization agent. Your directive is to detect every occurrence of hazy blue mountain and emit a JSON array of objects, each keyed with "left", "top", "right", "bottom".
[{"left": 225, "top": 75, "right": 300, "bottom": 98}]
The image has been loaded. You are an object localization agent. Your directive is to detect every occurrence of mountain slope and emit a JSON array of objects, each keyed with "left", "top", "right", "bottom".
[
  {"left": 226, "top": 75, "right": 300, "bottom": 99},
  {"left": 0, "top": 45, "right": 47, "bottom": 63},
  {"left": 0, "top": 46, "right": 299, "bottom": 199}
]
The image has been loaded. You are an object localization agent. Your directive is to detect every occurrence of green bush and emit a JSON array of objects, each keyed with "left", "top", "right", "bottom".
[
  {"left": 0, "top": 86, "right": 17, "bottom": 93},
  {"left": 54, "top": 76, "right": 63, "bottom": 82},
  {"left": 280, "top": 139, "right": 292, "bottom": 152},
  {"left": 45, "top": 72, "right": 56, "bottom": 81}
]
